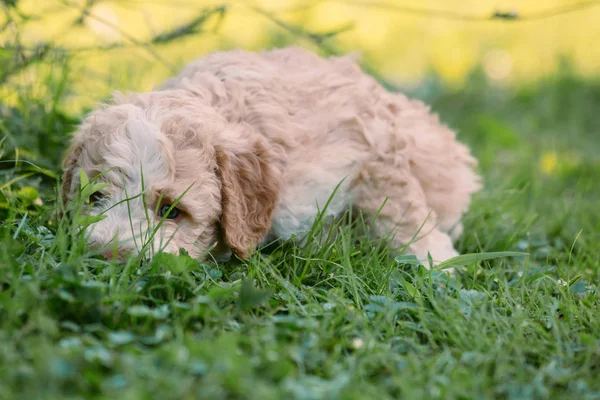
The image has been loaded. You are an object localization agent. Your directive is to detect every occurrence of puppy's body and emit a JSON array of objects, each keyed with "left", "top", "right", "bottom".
[{"left": 62, "top": 47, "right": 480, "bottom": 263}]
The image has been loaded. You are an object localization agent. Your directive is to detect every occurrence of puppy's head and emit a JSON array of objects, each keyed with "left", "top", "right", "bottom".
[{"left": 61, "top": 90, "right": 284, "bottom": 260}]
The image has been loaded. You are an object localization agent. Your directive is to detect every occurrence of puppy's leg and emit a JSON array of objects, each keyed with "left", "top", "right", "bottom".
[
  {"left": 399, "top": 114, "right": 481, "bottom": 244},
  {"left": 351, "top": 157, "right": 458, "bottom": 266}
]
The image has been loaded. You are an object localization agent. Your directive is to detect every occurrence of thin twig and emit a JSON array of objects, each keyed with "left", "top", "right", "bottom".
[
  {"left": 251, "top": 6, "right": 345, "bottom": 53},
  {"left": 252, "top": 6, "right": 400, "bottom": 91},
  {"left": 0, "top": 4, "right": 228, "bottom": 54},
  {"left": 152, "top": 5, "right": 227, "bottom": 44},
  {"left": 335, "top": 0, "right": 600, "bottom": 22},
  {"left": 515, "top": 0, "right": 600, "bottom": 20},
  {"left": 60, "top": 0, "right": 177, "bottom": 72}
]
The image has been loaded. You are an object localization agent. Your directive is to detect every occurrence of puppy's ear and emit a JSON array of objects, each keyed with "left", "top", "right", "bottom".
[{"left": 215, "top": 126, "right": 284, "bottom": 258}]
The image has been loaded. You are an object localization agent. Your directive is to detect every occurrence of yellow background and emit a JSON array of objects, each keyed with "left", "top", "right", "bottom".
[{"left": 3, "top": 0, "right": 600, "bottom": 111}]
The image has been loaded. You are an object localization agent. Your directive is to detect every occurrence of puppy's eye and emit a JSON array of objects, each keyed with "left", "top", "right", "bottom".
[
  {"left": 90, "top": 191, "right": 105, "bottom": 204},
  {"left": 158, "top": 204, "right": 181, "bottom": 219}
]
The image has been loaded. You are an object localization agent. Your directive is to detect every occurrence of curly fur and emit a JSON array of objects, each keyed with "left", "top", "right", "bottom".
[{"left": 61, "top": 47, "right": 481, "bottom": 264}]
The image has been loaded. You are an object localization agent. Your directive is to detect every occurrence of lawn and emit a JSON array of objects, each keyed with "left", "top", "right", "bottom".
[{"left": 1, "top": 61, "right": 600, "bottom": 399}]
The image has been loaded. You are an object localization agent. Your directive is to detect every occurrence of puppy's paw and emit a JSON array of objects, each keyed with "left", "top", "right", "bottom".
[{"left": 410, "top": 230, "right": 458, "bottom": 270}]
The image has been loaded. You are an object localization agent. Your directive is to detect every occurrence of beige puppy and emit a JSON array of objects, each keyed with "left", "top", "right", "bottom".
[{"left": 61, "top": 47, "right": 481, "bottom": 263}]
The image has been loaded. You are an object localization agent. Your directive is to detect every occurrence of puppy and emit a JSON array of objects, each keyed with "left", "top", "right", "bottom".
[{"left": 61, "top": 47, "right": 481, "bottom": 264}]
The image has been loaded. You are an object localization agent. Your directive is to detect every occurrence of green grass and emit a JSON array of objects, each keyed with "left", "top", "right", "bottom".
[{"left": 1, "top": 63, "right": 600, "bottom": 399}]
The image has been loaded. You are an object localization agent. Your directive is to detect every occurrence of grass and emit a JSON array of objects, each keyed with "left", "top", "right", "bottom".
[{"left": 1, "top": 62, "right": 600, "bottom": 399}]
